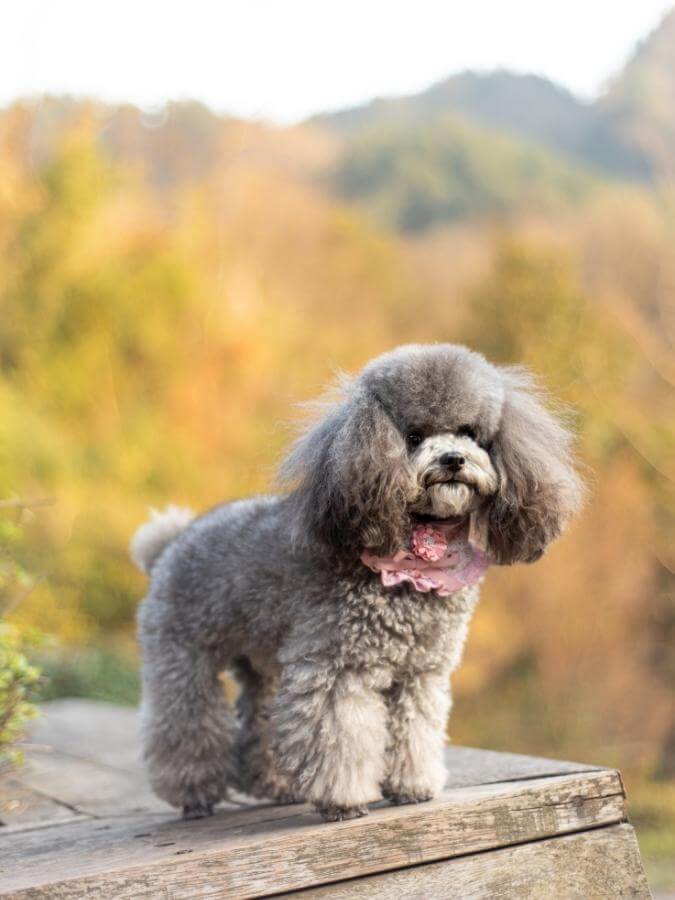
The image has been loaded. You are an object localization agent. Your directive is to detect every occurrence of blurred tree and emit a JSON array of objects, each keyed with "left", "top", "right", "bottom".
[
  {"left": 456, "top": 239, "right": 674, "bottom": 779},
  {"left": 0, "top": 105, "right": 671, "bottom": 819}
]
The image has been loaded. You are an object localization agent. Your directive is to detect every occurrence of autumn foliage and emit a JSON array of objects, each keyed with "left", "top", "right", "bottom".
[{"left": 0, "top": 101, "right": 673, "bottom": 856}]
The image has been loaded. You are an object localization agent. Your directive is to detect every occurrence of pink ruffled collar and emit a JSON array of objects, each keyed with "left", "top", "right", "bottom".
[{"left": 361, "top": 519, "right": 489, "bottom": 596}]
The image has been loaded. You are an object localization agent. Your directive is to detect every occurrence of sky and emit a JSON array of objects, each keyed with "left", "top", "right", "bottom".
[{"left": 3, "top": 1, "right": 673, "bottom": 123}]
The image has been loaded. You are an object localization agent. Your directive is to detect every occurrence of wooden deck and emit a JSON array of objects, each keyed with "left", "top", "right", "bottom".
[{"left": 0, "top": 700, "right": 650, "bottom": 898}]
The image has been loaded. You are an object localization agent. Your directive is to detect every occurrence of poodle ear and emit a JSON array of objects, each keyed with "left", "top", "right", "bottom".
[
  {"left": 486, "top": 369, "right": 584, "bottom": 565},
  {"left": 281, "top": 386, "right": 413, "bottom": 558}
]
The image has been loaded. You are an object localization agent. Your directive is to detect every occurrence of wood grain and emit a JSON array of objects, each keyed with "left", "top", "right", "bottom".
[
  {"left": 0, "top": 778, "right": 87, "bottom": 834},
  {"left": 279, "top": 824, "right": 650, "bottom": 899},
  {"left": 0, "top": 700, "right": 647, "bottom": 899},
  {"left": 0, "top": 769, "right": 626, "bottom": 898},
  {"left": 27, "top": 700, "right": 145, "bottom": 774},
  {"left": 13, "top": 749, "right": 166, "bottom": 818}
]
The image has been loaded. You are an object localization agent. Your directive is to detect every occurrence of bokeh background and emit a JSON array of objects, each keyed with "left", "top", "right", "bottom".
[{"left": 1, "top": 1, "right": 673, "bottom": 888}]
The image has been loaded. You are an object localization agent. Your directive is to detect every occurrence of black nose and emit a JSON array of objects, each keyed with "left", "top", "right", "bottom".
[{"left": 439, "top": 451, "right": 465, "bottom": 472}]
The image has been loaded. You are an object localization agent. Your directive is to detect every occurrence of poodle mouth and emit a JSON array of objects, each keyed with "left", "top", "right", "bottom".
[
  {"left": 411, "top": 511, "right": 467, "bottom": 524},
  {"left": 425, "top": 474, "right": 475, "bottom": 489},
  {"left": 413, "top": 479, "right": 479, "bottom": 520}
]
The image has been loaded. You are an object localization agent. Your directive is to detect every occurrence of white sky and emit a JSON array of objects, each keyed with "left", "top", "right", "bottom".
[{"left": 2, "top": 1, "right": 673, "bottom": 123}]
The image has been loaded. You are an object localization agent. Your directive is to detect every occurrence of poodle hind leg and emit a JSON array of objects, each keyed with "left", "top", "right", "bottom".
[
  {"left": 232, "top": 657, "right": 300, "bottom": 804},
  {"left": 140, "top": 618, "right": 237, "bottom": 819}
]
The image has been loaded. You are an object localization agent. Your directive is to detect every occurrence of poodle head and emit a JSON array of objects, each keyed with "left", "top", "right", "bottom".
[{"left": 282, "top": 344, "right": 584, "bottom": 564}]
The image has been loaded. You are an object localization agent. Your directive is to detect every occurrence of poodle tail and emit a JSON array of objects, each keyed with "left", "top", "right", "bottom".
[{"left": 130, "top": 505, "right": 194, "bottom": 574}]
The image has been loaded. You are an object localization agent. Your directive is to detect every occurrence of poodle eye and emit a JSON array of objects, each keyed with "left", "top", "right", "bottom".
[
  {"left": 457, "top": 425, "right": 477, "bottom": 442},
  {"left": 406, "top": 430, "right": 424, "bottom": 451}
]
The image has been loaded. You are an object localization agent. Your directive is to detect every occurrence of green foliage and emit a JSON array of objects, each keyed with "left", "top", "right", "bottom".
[
  {"left": 0, "top": 509, "right": 43, "bottom": 773},
  {"left": 0, "top": 623, "right": 41, "bottom": 772},
  {"left": 336, "top": 116, "right": 595, "bottom": 232},
  {"left": 34, "top": 645, "right": 139, "bottom": 707}
]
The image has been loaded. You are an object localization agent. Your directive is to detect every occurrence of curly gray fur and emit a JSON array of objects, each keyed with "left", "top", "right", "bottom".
[{"left": 135, "top": 343, "right": 583, "bottom": 822}]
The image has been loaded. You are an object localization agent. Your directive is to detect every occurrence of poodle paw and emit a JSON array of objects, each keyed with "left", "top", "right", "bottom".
[
  {"left": 182, "top": 802, "right": 214, "bottom": 820},
  {"left": 271, "top": 789, "right": 304, "bottom": 806},
  {"left": 318, "top": 804, "right": 369, "bottom": 822},
  {"left": 385, "top": 789, "right": 434, "bottom": 806},
  {"left": 243, "top": 775, "right": 304, "bottom": 805}
]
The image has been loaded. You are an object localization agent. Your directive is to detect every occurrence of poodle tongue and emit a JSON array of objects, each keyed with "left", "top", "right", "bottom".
[{"left": 361, "top": 518, "right": 489, "bottom": 596}]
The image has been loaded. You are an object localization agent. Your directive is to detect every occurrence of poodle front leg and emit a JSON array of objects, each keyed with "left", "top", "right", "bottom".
[
  {"left": 382, "top": 670, "right": 451, "bottom": 805},
  {"left": 271, "top": 665, "right": 389, "bottom": 821}
]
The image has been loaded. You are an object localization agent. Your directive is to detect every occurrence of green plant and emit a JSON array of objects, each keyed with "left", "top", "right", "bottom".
[
  {"left": 0, "top": 622, "right": 41, "bottom": 773},
  {"left": 0, "top": 503, "right": 44, "bottom": 773}
]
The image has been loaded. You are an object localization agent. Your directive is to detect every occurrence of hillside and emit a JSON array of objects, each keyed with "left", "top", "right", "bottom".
[
  {"left": 314, "top": 7, "right": 675, "bottom": 182},
  {"left": 3, "top": 95, "right": 597, "bottom": 234},
  {"left": 594, "top": 6, "right": 675, "bottom": 178},
  {"left": 314, "top": 70, "right": 594, "bottom": 159},
  {"left": 334, "top": 114, "right": 596, "bottom": 232},
  {"left": 4, "top": 7, "right": 673, "bottom": 243}
]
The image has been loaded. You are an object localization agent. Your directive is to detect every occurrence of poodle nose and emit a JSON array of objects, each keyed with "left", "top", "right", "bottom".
[{"left": 439, "top": 451, "right": 465, "bottom": 472}]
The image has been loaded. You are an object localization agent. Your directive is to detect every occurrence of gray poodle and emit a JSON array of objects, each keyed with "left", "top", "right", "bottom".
[{"left": 133, "top": 344, "right": 583, "bottom": 822}]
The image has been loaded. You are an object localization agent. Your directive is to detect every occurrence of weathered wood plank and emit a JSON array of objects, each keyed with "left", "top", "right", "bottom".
[
  {"left": 280, "top": 823, "right": 650, "bottom": 899},
  {"left": 4, "top": 699, "right": 598, "bottom": 828},
  {"left": 0, "top": 778, "right": 88, "bottom": 834},
  {"left": 30, "top": 699, "right": 598, "bottom": 784},
  {"left": 0, "top": 769, "right": 626, "bottom": 898},
  {"left": 14, "top": 749, "right": 166, "bottom": 818},
  {"left": 27, "top": 700, "right": 144, "bottom": 774},
  {"left": 442, "top": 744, "right": 599, "bottom": 788},
  {"left": 0, "top": 700, "right": 150, "bottom": 829}
]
